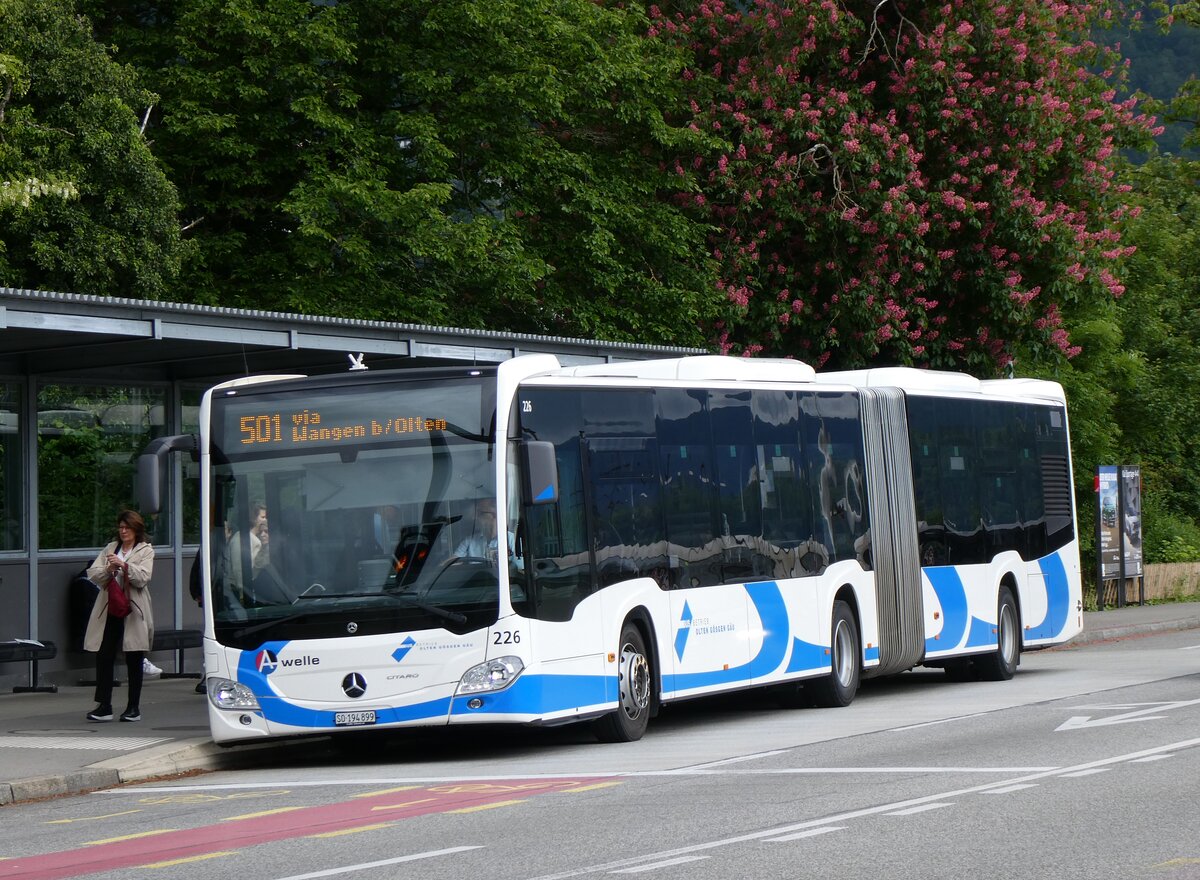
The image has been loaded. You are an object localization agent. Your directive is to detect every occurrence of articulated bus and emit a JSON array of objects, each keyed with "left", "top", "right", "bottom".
[{"left": 139, "top": 354, "right": 1082, "bottom": 744}]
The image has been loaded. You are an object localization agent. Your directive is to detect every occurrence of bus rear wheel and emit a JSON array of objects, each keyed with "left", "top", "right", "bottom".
[
  {"left": 593, "top": 623, "right": 652, "bottom": 743},
  {"left": 976, "top": 585, "right": 1020, "bottom": 681},
  {"left": 809, "top": 600, "right": 860, "bottom": 708}
]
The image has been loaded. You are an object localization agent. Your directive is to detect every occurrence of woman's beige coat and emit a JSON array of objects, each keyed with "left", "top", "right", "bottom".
[{"left": 84, "top": 541, "right": 155, "bottom": 652}]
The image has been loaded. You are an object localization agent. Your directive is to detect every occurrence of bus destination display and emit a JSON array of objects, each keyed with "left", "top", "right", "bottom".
[
  {"left": 215, "top": 382, "right": 485, "bottom": 454},
  {"left": 239, "top": 410, "right": 448, "bottom": 447}
]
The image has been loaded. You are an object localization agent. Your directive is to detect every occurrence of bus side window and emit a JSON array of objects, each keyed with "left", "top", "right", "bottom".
[
  {"left": 757, "top": 390, "right": 810, "bottom": 573},
  {"left": 657, "top": 389, "right": 719, "bottom": 588}
]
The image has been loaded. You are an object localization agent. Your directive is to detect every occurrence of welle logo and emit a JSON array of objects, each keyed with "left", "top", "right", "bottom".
[{"left": 255, "top": 649, "right": 319, "bottom": 675}]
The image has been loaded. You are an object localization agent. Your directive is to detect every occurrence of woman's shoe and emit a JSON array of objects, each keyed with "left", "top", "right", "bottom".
[
  {"left": 119, "top": 708, "right": 141, "bottom": 722},
  {"left": 86, "top": 705, "right": 113, "bottom": 722}
]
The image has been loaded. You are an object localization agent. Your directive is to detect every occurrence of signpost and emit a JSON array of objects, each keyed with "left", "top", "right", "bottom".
[{"left": 1095, "top": 465, "right": 1144, "bottom": 607}]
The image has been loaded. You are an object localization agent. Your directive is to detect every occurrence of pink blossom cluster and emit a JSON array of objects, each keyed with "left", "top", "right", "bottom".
[{"left": 649, "top": 0, "right": 1156, "bottom": 372}]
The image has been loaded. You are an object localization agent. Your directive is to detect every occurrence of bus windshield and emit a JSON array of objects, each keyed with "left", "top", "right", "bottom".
[{"left": 207, "top": 376, "right": 502, "bottom": 648}]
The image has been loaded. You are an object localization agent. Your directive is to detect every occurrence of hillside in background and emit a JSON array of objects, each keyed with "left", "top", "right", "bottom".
[{"left": 1105, "top": 16, "right": 1200, "bottom": 157}]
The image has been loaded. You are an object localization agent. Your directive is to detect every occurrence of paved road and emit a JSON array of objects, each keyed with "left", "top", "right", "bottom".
[{"left": 1, "top": 626, "right": 1198, "bottom": 879}]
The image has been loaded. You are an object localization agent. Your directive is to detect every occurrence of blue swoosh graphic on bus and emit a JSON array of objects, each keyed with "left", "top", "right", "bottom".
[
  {"left": 236, "top": 643, "right": 454, "bottom": 728},
  {"left": 1026, "top": 551, "right": 1071, "bottom": 640},
  {"left": 785, "top": 638, "right": 828, "bottom": 673},
  {"left": 450, "top": 673, "right": 611, "bottom": 717},
  {"left": 664, "top": 581, "right": 789, "bottom": 691},
  {"left": 924, "top": 567, "right": 969, "bottom": 653},
  {"left": 964, "top": 616, "right": 997, "bottom": 649}
]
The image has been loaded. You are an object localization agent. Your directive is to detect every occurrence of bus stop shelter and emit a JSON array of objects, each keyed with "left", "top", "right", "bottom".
[{"left": 0, "top": 287, "right": 703, "bottom": 688}]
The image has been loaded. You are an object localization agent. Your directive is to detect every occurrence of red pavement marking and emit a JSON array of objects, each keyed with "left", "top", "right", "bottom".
[{"left": 0, "top": 778, "right": 609, "bottom": 880}]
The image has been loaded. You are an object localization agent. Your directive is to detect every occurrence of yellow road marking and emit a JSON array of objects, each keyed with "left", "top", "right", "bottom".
[
  {"left": 145, "top": 851, "right": 237, "bottom": 868},
  {"left": 370, "top": 798, "right": 437, "bottom": 812},
  {"left": 1155, "top": 858, "right": 1200, "bottom": 868},
  {"left": 352, "top": 785, "right": 423, "bottom": 798},
  {"left": 430, "top": 781, "right": 565, "bottom": 794},
  {"left": 85, "top": 829, "right": 175, "bottom": 846},
  {"left": 139, "top": 789, "right": 289, "bottom": 805},
  {"left": 45, "top": 809, "right": 143, "bottom": 824},
  {"left": 560, "top": 782, "right": 624, "bottom": 794},
  {"left": 308, "top": 822, "right": 395, "bottom": 839},
  {"left": 221, "top": 807, "right": 306, "bottom": 822},
  {"left": 448, "top": 799, "right": 526, "bottom": 814}
]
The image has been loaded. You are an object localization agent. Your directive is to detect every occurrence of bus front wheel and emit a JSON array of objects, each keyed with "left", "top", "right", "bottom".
[
  {"left": 593, "top": 623, "right": 652, "bottom": 743},
  {"left": 809, "top": 600, "right": 861, "bottom": 708}
]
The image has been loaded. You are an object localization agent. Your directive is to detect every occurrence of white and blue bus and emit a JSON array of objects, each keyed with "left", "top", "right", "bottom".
[{"left": 140, "top": 354, "right": 1081, "bottom": 744}]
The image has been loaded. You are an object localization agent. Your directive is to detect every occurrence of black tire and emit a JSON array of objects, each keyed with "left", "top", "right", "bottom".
[
  {"left": 593, "top": 623, "right": 653, "bottom": 743},
  {"left": 809, "top": 600, "right": 861, "bottom": 708},
  {"left": 976, "top": 584, "right": 1020, "bottom": 681}
]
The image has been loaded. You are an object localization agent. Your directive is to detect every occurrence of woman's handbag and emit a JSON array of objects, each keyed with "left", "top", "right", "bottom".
[{"left": 106, "top": 573, "right": 132, "bottom": 618}]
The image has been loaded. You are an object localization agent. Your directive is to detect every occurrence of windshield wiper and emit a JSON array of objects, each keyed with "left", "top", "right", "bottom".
[
  {"left": 231, "top": 612, "right": 312, "bottom": 642},
  {"left": 389, "top": 591, "right": 468, "bottom": 624}
]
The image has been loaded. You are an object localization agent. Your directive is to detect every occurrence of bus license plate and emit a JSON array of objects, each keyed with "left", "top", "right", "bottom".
[{"left": 334, "top": 710, "right": 376, "bottom": 727}]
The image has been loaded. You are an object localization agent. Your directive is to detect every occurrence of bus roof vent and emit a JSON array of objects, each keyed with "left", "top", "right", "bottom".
[
  {"left": 818, "top": 367, "right": 981, "bottom": 393},
  {"left": 562, "top": 355, "right": 815, "bottom": 383}
]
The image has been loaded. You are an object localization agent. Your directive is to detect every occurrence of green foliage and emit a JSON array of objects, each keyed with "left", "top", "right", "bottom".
[
  {"left": 82, "top": 0, "right": 720, "bottom": 345},
  {"left": 0, "top": 0, "right": 181, "bottom": 296}
]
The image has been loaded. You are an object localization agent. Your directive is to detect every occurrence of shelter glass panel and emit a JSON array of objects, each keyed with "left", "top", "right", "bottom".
[
  {"left": 37, "top": 383, "right": 167, "bottom": 549},
  {"left": 0, "top": 383, "right": 23, "bottom": 551}
]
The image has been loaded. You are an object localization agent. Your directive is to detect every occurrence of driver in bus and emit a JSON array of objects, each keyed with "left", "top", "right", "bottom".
[{"left": 454, "top": 499, "right": 523, "bottom": 570}]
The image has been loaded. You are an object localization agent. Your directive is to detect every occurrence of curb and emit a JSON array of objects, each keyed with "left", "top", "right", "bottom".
[
  {"left": 0, "top": 736, "right": 325, "bottom": 806},
  {"left": 1069, "top": 614, "right": 1200, "bottom": 647}
]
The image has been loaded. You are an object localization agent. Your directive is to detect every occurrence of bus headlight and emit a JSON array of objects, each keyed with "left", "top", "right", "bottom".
[
  {"left": 457, "top": 656, "right": 524, "bottom": 694},
  {"left": 208, "top": 677, "right": 261, "bottom": 710}
]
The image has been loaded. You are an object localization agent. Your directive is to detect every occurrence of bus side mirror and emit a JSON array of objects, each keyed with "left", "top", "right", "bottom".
[
  {"left": 137, "top": 434, "right": 198, "bottom": 514},
  {"left": 520, "top": 440, "right": 559, "bottom": 506}
]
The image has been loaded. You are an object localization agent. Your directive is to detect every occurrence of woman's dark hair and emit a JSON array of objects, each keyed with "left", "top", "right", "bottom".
[{"left": 116, "top": 509, "right": 146, "bottom": 544}]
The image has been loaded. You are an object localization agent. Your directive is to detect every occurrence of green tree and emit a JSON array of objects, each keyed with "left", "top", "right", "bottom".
[
  {"left": 83, "top": 0, "right": 720, "bottom": 345},
  {"left": 0, "top": 0, "right": 181, "bottom": 297}
]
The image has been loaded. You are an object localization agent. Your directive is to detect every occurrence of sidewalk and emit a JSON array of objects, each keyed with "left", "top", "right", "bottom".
[{"left": 2, "top": 601, "right": 1199, "bottom": 807}]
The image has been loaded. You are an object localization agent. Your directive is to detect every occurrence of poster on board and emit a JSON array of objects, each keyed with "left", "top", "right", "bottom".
[{"left": 1097, "top": 465, "right": 1143, "bottom": 580}]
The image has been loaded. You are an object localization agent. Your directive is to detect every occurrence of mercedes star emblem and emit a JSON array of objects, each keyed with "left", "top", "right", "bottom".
[
  {"left": 347, "top": 621, "right": 358, "bottom": 634},
  {"left": 342, "top": 673, "right": 367, "bottom": 699}
]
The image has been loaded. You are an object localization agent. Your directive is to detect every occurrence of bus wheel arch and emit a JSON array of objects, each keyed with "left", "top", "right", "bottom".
[
  {"left": 593, "top": 611, "right": 656, "bottom": 743},
  {"left": 976, "top": 578, "right": 1021, "bottom": 681},
  {"left": 809, "top": 588, "right": 862, "bottom": 708}
]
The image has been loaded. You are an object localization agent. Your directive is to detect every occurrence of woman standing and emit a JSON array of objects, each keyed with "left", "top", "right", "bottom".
[{"left": 84, "top": 510, "right": 155, "bottom": 722}]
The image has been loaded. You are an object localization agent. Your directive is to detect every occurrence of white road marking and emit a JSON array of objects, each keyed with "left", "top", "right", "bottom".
[
  {"left": 1129, "top": 755, "right": 1172, "bottom": 763},
  {"left": 1056, "top": 698, "right": 1200, "bottom": 731},
  {"left": 518, "top": 736, "right": 1200, "bottom": 880},
  {"left": 270, "top": 846, "right": 482, "bottom": 880},
  {"left": 884, "top": 803, "right": 954, "bottom": 816},
  {"left": 981, "top": 784, "right": 1039, "bottom": 794},
  {"left": 105, "top": 764, "right": 1063, "bottom": 794},
  {"left": 739, "top": 766, "right": 1058, "bottom": 774},
  {"left": 1179, "top": 644, "right": 1200, "bottom": 651},
  {"left": 764, "top": 826, "right": 846, "bottom": 842},
  {"left": 677, "top": 750, "right": 792, "bottom": 770},
  {"left": 1058, "top": 768, "right": 1110, "bottom": 778},
  {"left": 609, "top": 856, "right": 709, "bottom": 873},
  {"left": 891, "top": 713, "right": 988, "bottom": 731}
]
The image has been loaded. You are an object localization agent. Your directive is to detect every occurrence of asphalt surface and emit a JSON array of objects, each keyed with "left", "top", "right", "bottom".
[{"left": 2, "top": 601, "right": 1198, "bottom": 807}]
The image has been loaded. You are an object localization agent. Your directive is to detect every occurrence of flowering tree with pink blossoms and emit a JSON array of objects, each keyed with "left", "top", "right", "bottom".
[{"left": 653, "top": 0, "right": 1158, "bottom": 372}]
